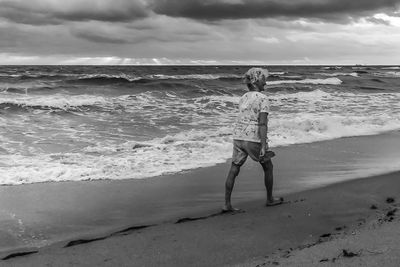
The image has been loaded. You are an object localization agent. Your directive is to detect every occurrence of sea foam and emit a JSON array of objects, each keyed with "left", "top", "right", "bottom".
[
  {"left": 267, "top": 77, "right": 342, "bottom": 85},
  {"left": 0, "top": 94, "right": 110, "bottom": 111},
  {"left": 381, "top": 67, "right": 400, "bottom": 70},
  {"left": 1, "top": 94, "right": 400, "bottom": 185},
  {"left": 317, "top": 72, "right": 359, "bottom": 77}
]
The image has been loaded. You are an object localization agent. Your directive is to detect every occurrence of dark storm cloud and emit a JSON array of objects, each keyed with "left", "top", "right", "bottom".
[
  {"left": 0, "top": 5, "right": 61, "bottom": 25},
  {"left": 151, "top": 0, "right": 400, "bottom": 21},
  {"left": 2, "top": 0, "right": 399, "bottom": 26},
  {"left": 0, "top": 0, "right": 149, "bottom": 25}
]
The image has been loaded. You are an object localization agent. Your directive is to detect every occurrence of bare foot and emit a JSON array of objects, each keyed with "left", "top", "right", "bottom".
[
  {"left": 266, "top": 197, "right": 284, "bottom": 207},
  {"left": 222, "top": 205, "right": 242, "bottom": 213}
]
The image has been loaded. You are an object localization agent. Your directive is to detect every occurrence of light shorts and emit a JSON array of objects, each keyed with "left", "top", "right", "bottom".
[{"left": 231, "top": 139, "right": 262, "bottom": 166}]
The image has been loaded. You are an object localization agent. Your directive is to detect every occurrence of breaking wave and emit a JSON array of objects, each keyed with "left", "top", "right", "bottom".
[
  {"left": 372, "top": 72, "right": 400, "bottom": 78},
  {"left": 267, "top": 77, "right": 342, "bottom": 85}
]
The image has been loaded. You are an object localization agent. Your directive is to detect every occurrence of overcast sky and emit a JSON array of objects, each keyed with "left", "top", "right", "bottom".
[{"left": 1, "top": 0, "right": 400, "bottom": 65}]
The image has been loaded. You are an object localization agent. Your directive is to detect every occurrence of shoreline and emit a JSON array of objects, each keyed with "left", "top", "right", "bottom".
[
  {"left": 4, "top": 170, "right": 400, "bottom": 266},
  {"left": 2, "top": 129, "right": 400, "bottom": 189}
]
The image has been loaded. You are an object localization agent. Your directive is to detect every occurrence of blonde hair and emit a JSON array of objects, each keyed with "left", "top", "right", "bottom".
[{"left": 243, "top": 67, "right": 269, "bottom": 85}]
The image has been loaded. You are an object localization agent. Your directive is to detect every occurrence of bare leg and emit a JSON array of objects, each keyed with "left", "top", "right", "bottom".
[
  {"left": 261, "top": 159, "right": 282, "bottom": 206},
  {"left": 261, "top": 159, "right": 273, "bottom": 201},
  {"left": 223, "top": 163, "right": 241, "bottom": 211}
]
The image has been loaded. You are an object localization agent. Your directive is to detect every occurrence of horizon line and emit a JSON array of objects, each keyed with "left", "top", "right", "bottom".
[{"left": 0, "top": 63, "right": 398, "bottom": 66}]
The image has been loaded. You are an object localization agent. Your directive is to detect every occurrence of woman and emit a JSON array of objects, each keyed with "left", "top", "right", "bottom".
[{"left": 223, "top": 67, "right": 283, "bottom": 212}]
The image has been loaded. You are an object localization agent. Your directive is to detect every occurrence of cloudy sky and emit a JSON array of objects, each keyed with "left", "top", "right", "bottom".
[{"left": 1, "top": 0, "right": 400, "bottom": 65}]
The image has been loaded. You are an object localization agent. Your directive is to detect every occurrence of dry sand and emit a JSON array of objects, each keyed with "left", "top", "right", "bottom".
[
  {"left": 244, "top": 218, "right": 400, "bottom": 267},
  {"left": 4, "top": 171, "right": 400, "bottom": 266}
]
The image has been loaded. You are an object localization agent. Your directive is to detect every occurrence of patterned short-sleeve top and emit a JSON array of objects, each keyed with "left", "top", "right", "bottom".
[{"left": 232, "top": 91, "right": 270, "bottom": 143}]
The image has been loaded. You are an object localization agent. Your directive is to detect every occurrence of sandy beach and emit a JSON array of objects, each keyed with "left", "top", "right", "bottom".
[
  {"left": 4, "top": 171, "right": 400, "bottom": 266},
  {"left": 0, "top": 132, "right": 399, "bottom": 266}
]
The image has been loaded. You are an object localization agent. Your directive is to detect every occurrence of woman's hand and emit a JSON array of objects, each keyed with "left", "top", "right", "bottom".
[{"left": 259, "top": 143, "right": 268, "bottom": 162}]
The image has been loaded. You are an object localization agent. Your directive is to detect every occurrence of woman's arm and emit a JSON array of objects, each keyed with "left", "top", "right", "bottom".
[{"left": 259, "top": 112, "right": 269, "bottom": 157}]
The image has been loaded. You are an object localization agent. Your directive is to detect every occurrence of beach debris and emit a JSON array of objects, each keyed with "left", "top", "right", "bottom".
[
  {"left": 334, "top": 225, "right": 346, "bottom": 231},
  {"left": 386, "top": 208, "right": 397, "bottom": 217},
  {"left": 297, "top": 239, "right": 323, "bottom": 251},
  {"left": 65, "top": 224, "right": 154, "bottom": 248},
  {"left": 65, "top": 237, "right": 107, "bottom": 247},
  {"left": 2, "top": 251, "right": 38, "bottom": 261},
  {"left": 113, "top": 224, "right": 153, "bottom": 235},
  {"left": 370, "top": 204, "right": 378, "bottom": 210},
  {"left": 342, "top": 249, "right": 360, "bottom": 258},
  {"left": 318, "top": 233, "right": 335, "bottom": 243},
  {"left": 281, "top": 250, "right": 291, "bottom": 258},
  {"left": 258, "top": 260, "right": 280, "bottom": 266},
  {"left": 383, "top": 208, "right": 397, "bottom": 222},
  {"left": 175, "top": 217, "right": 204, "bottom": 223},
  {"left": 386, "top": 197, "right": 395, "bottom": 204},
  {"left": 319, "top": 233, "right": 331, "bottom": 238},
  {"left": 176, "top": 209, "right": 244, "bottom": 224},
  {"left": 326, "top": 250, "right": 361, "bottom": 264}
]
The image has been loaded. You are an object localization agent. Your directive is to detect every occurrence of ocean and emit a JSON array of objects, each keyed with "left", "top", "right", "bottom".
[{"left": 1, "top": 65, "right": 400, "bottom": 185}]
